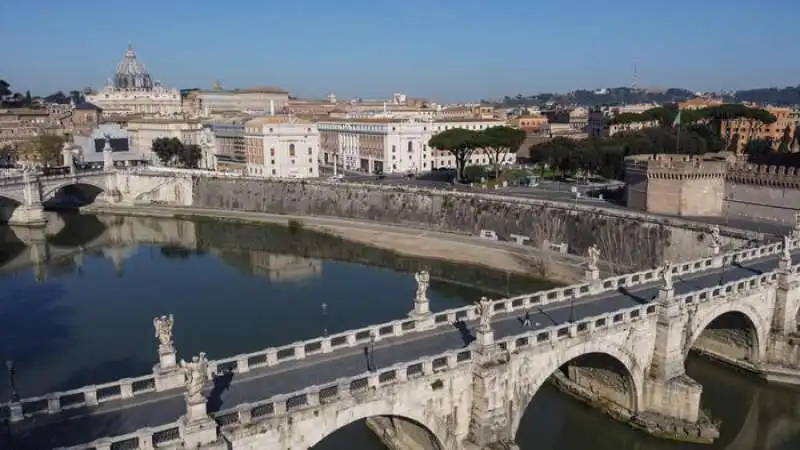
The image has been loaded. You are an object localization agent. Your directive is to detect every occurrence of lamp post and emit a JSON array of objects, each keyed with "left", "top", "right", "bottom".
[{"left": 6, "top": 361, "right": 19, "bottom": 403}]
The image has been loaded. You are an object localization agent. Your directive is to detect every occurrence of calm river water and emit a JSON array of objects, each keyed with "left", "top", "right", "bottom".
[{"left": 0, "top": 213, "right": 798, "bottom": 450}]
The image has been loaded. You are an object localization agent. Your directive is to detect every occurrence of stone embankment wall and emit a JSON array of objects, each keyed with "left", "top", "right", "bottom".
[
  {"left": 724, "top": 164, "right": 800, "bottom": 225},
  {"left": 192, "top": 177, "right": 753, "bottom": 270}
]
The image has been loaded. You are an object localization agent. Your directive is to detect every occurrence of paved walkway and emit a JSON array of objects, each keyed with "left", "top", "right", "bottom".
[{"left": 10, "top": 250, "right": 794, "bottom": 449}]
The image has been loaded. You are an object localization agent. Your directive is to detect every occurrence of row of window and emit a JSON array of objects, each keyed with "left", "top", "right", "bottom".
[{"left": 269, "top": 143, "right": 314, "bottom": 157}]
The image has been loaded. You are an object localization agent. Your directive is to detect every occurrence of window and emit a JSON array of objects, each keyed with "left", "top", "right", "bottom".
[
  {"left": 309, "top": 168, "right": 313, "bottom": 173},
  {"left": 308, "top": 158, "right": 312, "bottom": 163},
  {"left": 289, "top": 143, "right": 296, "bottom": 157},
  {"left": 269, "top": 128, "right": 273, "bottom": 132},
  {"left": 308, "top": 147, "right": 312, "bottom": 155},
  {"left": 392, "top": 145, "right": 396, "bottom": 153},
  {"left": 270, "top": 148, "right": 275, "bottom": 156},
  {"left": 271, "top": 159, "right": 275, "bottom": 165},
  {"left": 407, "top": 142, "right": 413, "bottom": 153},
  {"left": 272, "top": 169, "right": 276, "bottom": 175}
]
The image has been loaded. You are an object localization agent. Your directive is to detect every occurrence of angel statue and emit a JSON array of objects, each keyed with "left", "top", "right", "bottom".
[
  {"left": 415, "top": 270, "right": 430, "bottom": 302},
  {"left": 587, "top": 245, "right": 600, "bottom": 272},
  {"left": 181, "top": 352, "right": 208, "bottom": 400},
  {"left": 474, "top": 296, "right": 494, "bottom": 330},
  {"left": 709, "top": 225, "right": 722, "bottom": 249},
  {"left": 782, "top": 234, "right": 793, "bottom": 262},
  {"left": 153, "top": 314, "right": 175, "bottom": 348},
  {"left": 661, "top": 260, "right": 674, "bottom": 290}
]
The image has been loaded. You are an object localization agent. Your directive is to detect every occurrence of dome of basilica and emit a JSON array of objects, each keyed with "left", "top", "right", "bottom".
[{"left": 113, "top": 45, "right": 153, "bottom": 90}]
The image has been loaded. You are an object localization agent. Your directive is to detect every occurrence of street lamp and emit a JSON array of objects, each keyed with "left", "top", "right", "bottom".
[{"left": 6, "top": 361, "right": 19, "bottom": 403}]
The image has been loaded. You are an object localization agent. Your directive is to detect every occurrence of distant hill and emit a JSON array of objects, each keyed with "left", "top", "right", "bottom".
[{"left": 496, "top": 86, "right": 800, "bottom": 108}]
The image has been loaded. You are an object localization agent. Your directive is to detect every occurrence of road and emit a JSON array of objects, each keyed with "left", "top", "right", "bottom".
[{"left": 12, "top": 249, "right": 796, "bottom": 449}]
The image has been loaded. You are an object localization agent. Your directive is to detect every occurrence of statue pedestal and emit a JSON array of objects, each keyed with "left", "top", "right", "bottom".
[
  {"left": 180, "top": 394, "right": 217, "bottom": 447},
  {"left": 154, "top": 346, "right": 184, "bottom": 392},
  {"left": 584, "top": 268, "right": 601, "bottom": 293},
  {"left": 476, "top": 326, "right": 494, "bottom": 347},
  {"left": 8, "top": 402, "right": 23, "bottom": 423}
]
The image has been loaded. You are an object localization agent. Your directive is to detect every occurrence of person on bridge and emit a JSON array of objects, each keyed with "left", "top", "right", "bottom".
[{"left": 522, "top": 311, "right": 532, "bottom": 327}]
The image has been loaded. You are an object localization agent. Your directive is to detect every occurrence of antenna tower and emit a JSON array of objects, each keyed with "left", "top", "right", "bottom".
[{"left": 632, "top": 60, "right": 640, "bottom": 91}]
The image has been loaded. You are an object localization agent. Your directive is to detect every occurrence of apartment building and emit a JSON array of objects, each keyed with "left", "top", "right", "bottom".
[
  {"left": 721, "top": 106, "right": 797, "bottom": 152},
  {"left": 243, "top": 116, "right": 319, "bottom": 178},
  {"left": 317, "top": 118, "right": 509, "bottom": 174},
  {"left": 127, "top": 117, "right": 205, "bottom": 163}
]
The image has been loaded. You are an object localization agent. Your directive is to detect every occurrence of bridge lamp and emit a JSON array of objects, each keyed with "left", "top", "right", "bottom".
[{"left": 5, "top": 360, "right": 19, "bottom": 403}]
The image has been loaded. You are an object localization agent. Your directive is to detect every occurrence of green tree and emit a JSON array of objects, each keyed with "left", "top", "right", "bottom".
[
  {"left": 428, "top": 128, "right": 480, "bottom": 182},
  {"left": 778, "top": 126, "right": 793, "bottom": 153},
  {"left": 744, "top": 138, "right": 774, "bottom": 157},
  {"left": 20, "top": 132, "right": 65, "bottom": 167},
  {"left": 151, "top": 137, "right": 183, "bottom": 166},
  {"left": 0, "top": 80, "right": 10, "bottom": 97},
  {"left": 477, "top": 126, "right": 526, "bottom": 179},
  {"left": 179, "top": 144, "right": 202, "bottom": 168}
]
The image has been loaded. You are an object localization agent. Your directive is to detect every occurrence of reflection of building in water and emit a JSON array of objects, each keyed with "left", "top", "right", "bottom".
[
  {"left": 102, "top": 245, "right": 138, "bottom": 275},
  {"left": 249, "top": 250, "right": 322, "bottom": 282}
]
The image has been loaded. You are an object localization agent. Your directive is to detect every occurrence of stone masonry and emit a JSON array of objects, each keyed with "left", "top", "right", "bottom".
[{"left": 191, "top": 177, "right": 751, "bottom": 270}]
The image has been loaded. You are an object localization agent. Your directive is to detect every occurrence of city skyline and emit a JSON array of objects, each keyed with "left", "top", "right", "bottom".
[{"left": 2, "top": 0, "right": 799, "bottom": 101}]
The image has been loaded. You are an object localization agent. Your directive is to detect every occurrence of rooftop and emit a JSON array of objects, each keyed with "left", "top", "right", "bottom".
[{"left": 245, "top": 116, "right": 313, "bottom": 126}]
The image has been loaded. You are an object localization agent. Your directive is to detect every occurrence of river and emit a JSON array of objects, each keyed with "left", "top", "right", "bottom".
[{"left": 1, "top": 213, "right": 798, "bottom": 450}]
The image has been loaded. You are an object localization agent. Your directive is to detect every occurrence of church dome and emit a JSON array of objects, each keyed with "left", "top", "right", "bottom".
[{"left": 113, "top": 45, "right": 153, "bottom": 90}]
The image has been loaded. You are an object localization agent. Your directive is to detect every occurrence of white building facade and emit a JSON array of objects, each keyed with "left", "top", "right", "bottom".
[
  {"left": 184, "top": 87, "right": 290, "bottom": 116},
  {"left": 318, "top": 119, "right": 509, "bottom": 174},
  {"left": 86, "top": 45, "right": 182, "bottom": 117},
  {"left": 126, "top": 118, "right": 205, "bottom": 164},
  {"left": 244, "top": 117, "right": 319, "bottom": 179}
]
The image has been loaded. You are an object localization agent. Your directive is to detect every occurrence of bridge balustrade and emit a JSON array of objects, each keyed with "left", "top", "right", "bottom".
[
  {"left": 55, "top": 348, "right": 476, "bottom": 450},
  {"left": 2, "top": 373, "right": 157, "bottom": 419},
  {"left": 676, "top": 268, "right": 784, "bottom": 308}
]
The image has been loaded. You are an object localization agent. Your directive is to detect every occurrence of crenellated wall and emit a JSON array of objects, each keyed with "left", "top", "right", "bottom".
[
  {"left": 724, "top": 163, "right": 800, "bottom": 224},
  {"left": 626, "top": 156, "right": 800, "bottom": 224}
]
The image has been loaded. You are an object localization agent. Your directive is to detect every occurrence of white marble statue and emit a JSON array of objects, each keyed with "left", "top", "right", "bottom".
[
  {"left": 415, "top": 270, "right": 430, "bottom": 302},
  {"left": 153, "top": 314, "right": 175, "bottom": 348},
  {"left": 661, "top": 260, "right": 674, "bottom": 290},
  {"left": 709, "top": 225, "right": 722, "bottom": 249},
  {"left": 181, "top": 352, "right": 208, "bottom": 400},
  {"left": 587, "top": 245, "right": 600, "bottom": 271},
  {"left": 783, "top": 235, "right": 793, "bottom": 261},
  {"left": 474, "top": 296, "right": 494, "bottom": 330}
]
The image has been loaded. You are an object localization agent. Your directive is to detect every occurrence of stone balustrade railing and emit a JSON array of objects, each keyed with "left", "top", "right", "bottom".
[
  {"left": 54, "top": 419, "right": 182, "bottom": 450},
  {"left": 674, "top": 263, "right": 796, "bottom": 310},
  {"left": 3, "top": 238, "right": 787, "bottom": 419},
  {"left": 0, "top": 372, "right": 157, "bottom": 419}
]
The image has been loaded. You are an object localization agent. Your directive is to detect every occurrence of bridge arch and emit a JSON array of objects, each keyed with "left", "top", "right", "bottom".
[
  {"left": 305, "top": 400, "right": 445, "bottom": 449},
  {"left": 686, "top": 302, "right": 768, "bottom": 365},
  {"left": 510, "top": 340, "right": 644, "bottom": 439},
  {"left": 42, "top": 181, "right": 106, "bottom": 205}
]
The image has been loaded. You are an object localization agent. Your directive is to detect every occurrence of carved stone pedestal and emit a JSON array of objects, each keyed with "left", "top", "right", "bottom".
[
  {"left": 180, "top": 395, "right": 218, "bottom": 448},
  {"left": 154, "top": 346, "right": 184, "bottom": 391},
  {"left": 408, "top": 310, "right": 435, "bottom": 331},
  {"left": 8, "top": 402, "right": 23, "bottom": 423}
]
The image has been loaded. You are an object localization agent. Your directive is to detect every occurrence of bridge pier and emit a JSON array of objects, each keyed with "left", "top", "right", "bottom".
[
  {"left": 11, "top": 226, "right": 49, "bottom": 281},
  {"left": 762, "top": 247, "right": 800, "bottom": 385}
]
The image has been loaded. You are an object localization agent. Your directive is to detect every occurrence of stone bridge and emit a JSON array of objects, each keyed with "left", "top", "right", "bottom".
[
  {"left": 5, "top": 236, "right": 800, "bottom": 449},
  {"left": 0, "top": 169, "right": 194, "bottom": 226}
]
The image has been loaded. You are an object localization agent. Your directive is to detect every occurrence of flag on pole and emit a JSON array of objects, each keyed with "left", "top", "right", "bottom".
[{"left": 672, "top": 111, "right": 682, "bottom": 129}]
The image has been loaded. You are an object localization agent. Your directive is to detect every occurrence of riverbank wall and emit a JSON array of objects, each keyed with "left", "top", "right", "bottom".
[{"left": 190, "top": 177, "right": 761, "bottom": 271}]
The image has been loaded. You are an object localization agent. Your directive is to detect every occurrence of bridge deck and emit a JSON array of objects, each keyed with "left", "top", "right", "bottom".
[{"left": 10, "top": 251, "right": 792, "bottom": 449}]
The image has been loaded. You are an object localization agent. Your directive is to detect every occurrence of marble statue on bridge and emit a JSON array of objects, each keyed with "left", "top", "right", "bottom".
[
  {"left": 181, "top": 352, "right": 209, "bottom": 401},
  {"left": 153, "top": 314, "right": 175, "bottom": 349},
  {"left": 782, "top": 235, "right": 793, "bottom": 264},
  {"left": 587, "top": 245, "right": 600, "bottom": 272},
  {"left": 415, "top": 270, "right": 430, "bottom": 302},
  {"left": 710, "top": 225, "right": 722, "bottom": 252},
  {"left": 661, "top": 259, "right": 674, "bottom": 291},
  {"left": 475, "top": 296, "right": 494, "bottom": 331}
]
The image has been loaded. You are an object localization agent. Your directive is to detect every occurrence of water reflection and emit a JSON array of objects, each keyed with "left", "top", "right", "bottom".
[{"left": 0, "top": 213, "right": 553, "bottom": 398}]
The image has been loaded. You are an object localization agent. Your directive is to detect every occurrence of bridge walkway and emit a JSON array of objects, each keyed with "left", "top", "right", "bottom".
[{"left": 11, "top": 251, "right": 793, "bottom": 449}]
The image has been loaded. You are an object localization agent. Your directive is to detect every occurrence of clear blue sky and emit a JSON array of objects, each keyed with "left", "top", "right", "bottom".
[{"left": 2, "top": 0, "right": 798, "bottom": 102}]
